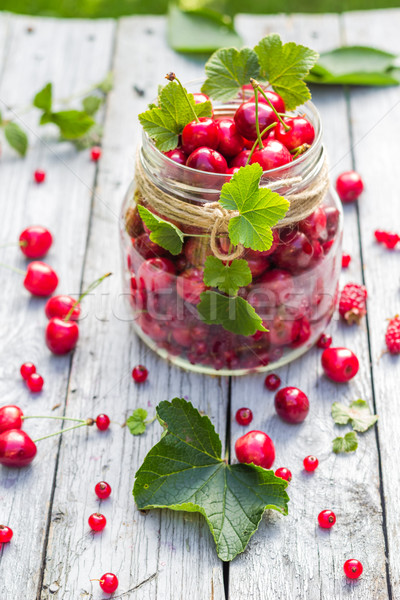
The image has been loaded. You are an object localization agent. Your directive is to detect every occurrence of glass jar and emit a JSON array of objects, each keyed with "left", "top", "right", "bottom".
[{"left": 120, "top": 90, "right": 343, "bottom": 376}]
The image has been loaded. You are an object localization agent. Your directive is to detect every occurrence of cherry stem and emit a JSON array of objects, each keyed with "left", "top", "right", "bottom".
[
  {"left": 245, "top": 122, "right": 278, "bottom": 166},
  {"left": 251, "top": 80, "right": 290, "bottom": 131},
  {"left": 23, "top": 415, "right": 86, "bottom": 424},
  {"left": 0, "top": 241, "right": 27, "bottom": 249},
  {"left": 0, "top": 262, "right": 25, "bottom": 276},
  {"left": 166, "top": 73, "right": 199, "bottom": 123},
  {"left": 33, "top": 420, "right": 93, "bottom": 443},
  {"left": 64, "top": 272, "right": 112, "bottom": 321},
  {"left": 249, "top": 79, "right": 263, "bottom": 150}
]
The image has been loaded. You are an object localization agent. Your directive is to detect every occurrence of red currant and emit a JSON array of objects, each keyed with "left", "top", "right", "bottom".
[
  {"left": 99, "top": 573, "right": 119, "bottom": 593},
  {"left": 90, "top": 146, "right": 102, "bottom": 161},
  {"left": 275, "top": 467, "right": 292, "bottom": 482},
  {"left": 137, "top": 257, "right": 176, "bottom": 292},
  {"left": 45, "top": 295, "right": 81, "bottom": 321},
  {"left": 316, "top": 333, "right": 332, "bottom": 349},
  {"left": 0, "top": 525, "right": 13, "bottom": 543},
  {"left": 34, "top": 169, "right": 46, "bottom": 183},
  {"left": 234, "top": 101, "right": 278, "bottom": 141},
  {"left": 0, "top": 405, "right": 24, "bottom": 433},
  {"left": 374, "top": 229, "right": 400, "bottom": 249},
  {"left": 20, "top": 362, "right": 36, "bottom": 380},
  {"left": 275, "top": 116, "right": 315, "bottom": 151},
  {"left": 303, "top": 455, "right": 318, "bottom": 472},
  {"left": 217, "top": 118, "right": 244, "bottom": 157},
  {"left": 186, "top": 147, "right": 227, "bottom": 173},
  {"left": 95, "top": 481, "right": 112, "bottom": 500},
  {"left": 336, "top": 171, "right": 364, "bottom": 203},
  {"left": 23, "top": 261, "right": 58, "bottom": 296},
  {"left": 96, "top": 414, "right": 110, "bottom": 431},
  {"left": 164, "top": 148, "right": 187, "bottom": 165},
  {"left": 235, "top": 430, "right": 275, "bottom": 469},
  {"left": 235, "top": 407, "right": 253, "bottom": 426},
  {"left": 250, "top": 139, "right": 293, "bottom": 170},
  {"left": 343, "top": 559, "right": 363, "bottom": 579},
  {"left": 45, "top": 318, "right": 79, "bottom": 355},
  {"left": 26, "top": 373, "right": 44, "bottom": 392},
  {"left": 264, "top": 373, "right": 281, "bottom": 391},
  {"left": 182, "top": 118, "right": 219, "bottom": 154},
  {"left": 88, "top": 513, "right": 107, "bottom": 532},
  {"left": 0, "top": 429, "right": 37, "bottom": 467},
  {"left": 342, "top": 253, "right": 351, "bottom": 268},
  {"left": 274, "top": 387, "right": 309, "bottom": 424},
  {"left": 318, "top": 510, "right": 336, "bottom": 529},
  {"left": 19, "top": 226, "right": 53, "bottom": 259},
  {"left": 132, "top": 365, "right": 148, "bottom": 384},
  {"left": 321, "top": 347, "right": 359, "bottom": 383}
]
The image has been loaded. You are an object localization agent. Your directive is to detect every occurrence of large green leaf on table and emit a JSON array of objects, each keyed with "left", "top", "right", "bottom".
[
  {"left": 168, "top": 5, "right": 242, "bottom": 54},
  {"left": 203, "top": 256, "right": 252, "bottom": 295},
  {"left": 255, "top": 34, "right": 319, "bottom": 110},
  {"left": 137, "top": 205, "right": 184, "bottom": 255},
  {"left": 197, "top": 290, "right": 267, "bottom": 336},
  {"left": 202, "top": 46, "right": 260, "bottom": 101},
  {"left": 133, "top": 398, "right": 289, "bottom": 562},
  {"left": 331, "top": 399, "right": 378, "bottom": 433},
  {"left": 139, "top": 80, "right": 212, "bottom": 152},
  {"left": 307, "top": 46, "right": 400, "bottom": 86},
  {"left": 219, "top": 163, "right": 289, "bottom": 252}
]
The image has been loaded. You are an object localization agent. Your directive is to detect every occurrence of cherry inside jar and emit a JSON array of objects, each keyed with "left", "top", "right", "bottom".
[{"left": 120, "top": 88, "right": 342, "bottom": 376}]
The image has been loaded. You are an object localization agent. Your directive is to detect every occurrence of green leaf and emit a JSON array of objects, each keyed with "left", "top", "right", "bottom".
[
  {"left": 96, "top": 72, "right": 113, "bottom": 93},
  {"left": 137, "top": 205, "right": 184, "bottom": 255},
  {"left": 332, "top": 399, "right": 378, "bottom": 433},
  {"left": 48, "top": 110, "right": 95, "bottom": 139},
  {"left": 168, "top": 5, "right": 242, "bottom": 54},
  {"left": 82, "top": 95, "right": 103, "bottom": 116},
  {"left": 139, "top": 81, "right": 213, "bottom": 152},
  {"left": 133, "top": 398, "right": 289, "bottom": 562},
  {"left": 203, "top": 256, "right": 252, "bottom": 295},
  {"left": 4, "top": 122, "right": 28, "bottom": 156},
  {"left": 197, "top": 290, "right": 267, "bottom": 336},
  {"left": 33, "top": 82, "right": 52, "bottom": 113},
  {"left": 332, "top": 431, "right": 358, "bottom": 454},
  {"left": 255, "top": 34, "right": 319, "bottom": 110},
  {"left": 202, "top": 46, "right": 260, "bottom": 102},
  {"left": 127, "top": 408, "right": 148, "bottom": 436},
  {"left": 219, "top": 164, "right": 289, "bottom": 251}
]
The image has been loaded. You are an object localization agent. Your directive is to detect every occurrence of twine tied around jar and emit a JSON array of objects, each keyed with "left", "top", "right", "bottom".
[{"left": 134, "top": 152, "right": 330, "bottom": 261}]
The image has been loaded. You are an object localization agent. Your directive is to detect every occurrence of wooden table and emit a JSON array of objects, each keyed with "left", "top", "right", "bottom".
[{"left": 0, "top": 8, "right": 399, "bottom": 599}]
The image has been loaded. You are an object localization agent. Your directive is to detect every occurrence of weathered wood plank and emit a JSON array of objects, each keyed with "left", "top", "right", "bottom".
[
  {"left": 229, "top": 13, "right": 389, "bottom": 600},
  {"left": 40, "top": 17, "right": 227, "bottom": 600},
  {"left": 342, "top": 8, "right": 400, "bottom": 596},
  {"left": 0, "top": 14, "right": 115, "bottom": 599}
]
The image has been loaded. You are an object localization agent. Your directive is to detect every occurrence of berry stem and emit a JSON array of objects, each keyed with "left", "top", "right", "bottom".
[
  {"left": 0, "top": 262, "right": 25, "bottom": 276},
  {"left": 64, "top": 272, "right": 112, "bottom": 321},
  {"left": 249, "top": 79, "right": 263, "bottom": 150},
  {"left": 251, "top": 79, "right": 290, "bottom": 131},
  {"left": 33, "top": 420, "right": 94, "bottom": 443},
  {"left": 0, "top": 241, "right": 27, "bottom": 249},
  {"left": 245, "top": 122, "right": 278, "bottom": 165},
  {"left": 165, "top": 72, "right": 199, "bottom": 123},
  {"left": 23, "top": 415, "right": 86, "bottom": 424}
]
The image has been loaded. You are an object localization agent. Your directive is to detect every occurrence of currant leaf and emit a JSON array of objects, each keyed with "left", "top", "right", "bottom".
[
  {"left": 197, "top": 290, "right": 267, "bottom": 336},
  {"left": 202, "top": 47, "right": 260, "bottom": 102},
  {"left": 82, "top": 95, "right": 103, "bottom": 116},
  {"left": 332, "top": 431, "right": 358, "bottom": 454},
  {"left": 203, "top": 256, "right": 252, "bottom": 295},
  {"left": 137, "top": 205, "right": 184, "bottom": 255},
  {"left": 219, "top": 164, "right": 289, "bottom": 251},
  {"left": 41, "top": 110, "right": 95, "bottom": 139},
  {"left": 254, "top": 34, "right": 319, "bottom": 110},
  {"left": 127, "top": 408, "right": 148, "bottom": 436},
  {"left": 133, "top": 398, "right": 289, "bottom": 562},
  {"left": 138, "top": 81, "right": 212, "bottom": 152},
  {"left": 4, "top": 122, "right": 28, "bottom": 156},
  {"left": 33, "top": 82, "right": 52, "bottom": 113},
  {"left": 331, "top": 399, "right": 378, "bottom": 433}
]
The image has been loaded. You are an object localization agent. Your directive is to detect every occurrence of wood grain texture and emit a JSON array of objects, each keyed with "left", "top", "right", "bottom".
[
  {"left": 39, "top": 17, "right": 227, "bottom": 600},
  {"left": 342, "top": 9, "right": 400, "bottom": 597},
  {"left": 228, "top": 13, "right": 389, "bottom": 600},
  {"left": 0, "top": 14, "right": 115, "bottom": 599}
]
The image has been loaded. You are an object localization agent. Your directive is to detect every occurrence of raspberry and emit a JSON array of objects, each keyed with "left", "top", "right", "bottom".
[
  {"left": 385, "top": 316, "right": 400, "bottom": 354},
  {"left": 374, "top": 229, "right": 400, "bottom": 250},
  {"left": 339, "top": 283, "right": 367, "bottom": 325}
]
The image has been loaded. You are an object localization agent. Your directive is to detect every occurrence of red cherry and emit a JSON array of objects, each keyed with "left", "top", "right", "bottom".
[
  {"left": 182, "top": 118, "right": 219, "bottom": 154},
  {"left": 274, "top": 387, "right": 309, "bottom": 424},
  {"left": 19, "top": 226, "right": 53, "bottom": 259},
  {"left": 226, "top": 166, "right": 240, "bottom": 176},
  {"left": 95, "top": 481, "right": 112, "bottom": 500},
  {"left": 275, "top": 116, "right": 315, "bottom": 151},
  {"left": 88, "top": 513, "right": 107, "bottom": 532},
  {"left": 99, "top": 573, "right": 119, "bottom": 593},
  {"left": 217, "top": 118, "right": 244, "bottom": 157},
  {"left": 20, "top": 362, "right": 36, "bottom": 380},
  {"left": 0, "top": 406, "right": 24, "bottom": 434},
  {"left": 23, "top": 261, "right": 58, "bottom": 296},
  {"left": 249, "top": 90, "right": 285, "bottom": 113},
  {"left": 342, "top": 253, "right": 351, "bottom": 268},
  {"left": 245, "top": 255, "right": 269, "bottom": 278},
  {"left": 318, "top": 509, "right": 336, "bottom": 529},
  {"left": 34, "top": 169, "right": 46, "bottom": 183},
  {"left": 137, "top": 257, "right": 176, "bottom": 292},
  {"left": 164, "top": 148, "right": 187, "bottom": 165},
  {"left": 96, "top": 414, "right": 110, "bottom": 431},
  {"left": 26, "top": 373, "right": 44, "bottom": 392},
  {"left": 336, "top": 171, "right": 364, "bottom": 203},
  {"left": 132, "top": 233, "right": 168, "bottom": 259},
  {"left": 303, "top": 455, "right": 318, "bottom": 472},
  {"left": 0, "top": 525, "right": 13, "bottom": 543},
  {"left": 274, "top": 230, "right": 313, "bottom": 272},
  {"left": 45, "top": 295, "right": 81, "bottom": 321},
  {"left": 45, "top": 318, "right": 79, "bottom": 355},
  {"left": 235, "top": 430, "right": 275, "bottom": 469},
  {"left": 250, "top": 139, "right": 293, "bottom": 170},
  {"left": 299, "top": 207, "right": 327, "bottom": 241},
  {"left": 321, "top": 347, "right": 359, "bottom": 383},
  {"left": 234, "top": 101, "right": 278, "bottom": 141},
  {"left": 245, "top": 230, "right": 279, "bottom": 259},
  {"left": 90, "top": 146, "right": 102, "bottom": 161},
  {"left": 317, "top": 333, "right": 332, "bottom": 349},
  {"left": 343, "top": 559, "right": 363, "bottom": 579},
  {"left": 176, "top": 267, "right": 206, "bottom": 304},
  {"left": 186, "top": 147, "right": 227, "bottom": 173},
  {"left": 235, "top": 407, "right": 253, "bottom": 426},
  {"left": 172, "top": 327, "right": 192, "bottom": 347},
  {"left": 192, "top": 92, "right": 211, "bottom": 105},
  {"left": 274, "top": 467, "right": 292, "bottom": 482},
  {"left": 0, "top": 429, "right": 37, "bottom": 467},
  {"left": 265, "top": 373, "right": 281, "bottom": 391},
  {"left": 230, "top": 149, "right": 251, "bottom": 168},
  {"left": 132, "top": 365, "right": 148, "bottom": 383}
]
